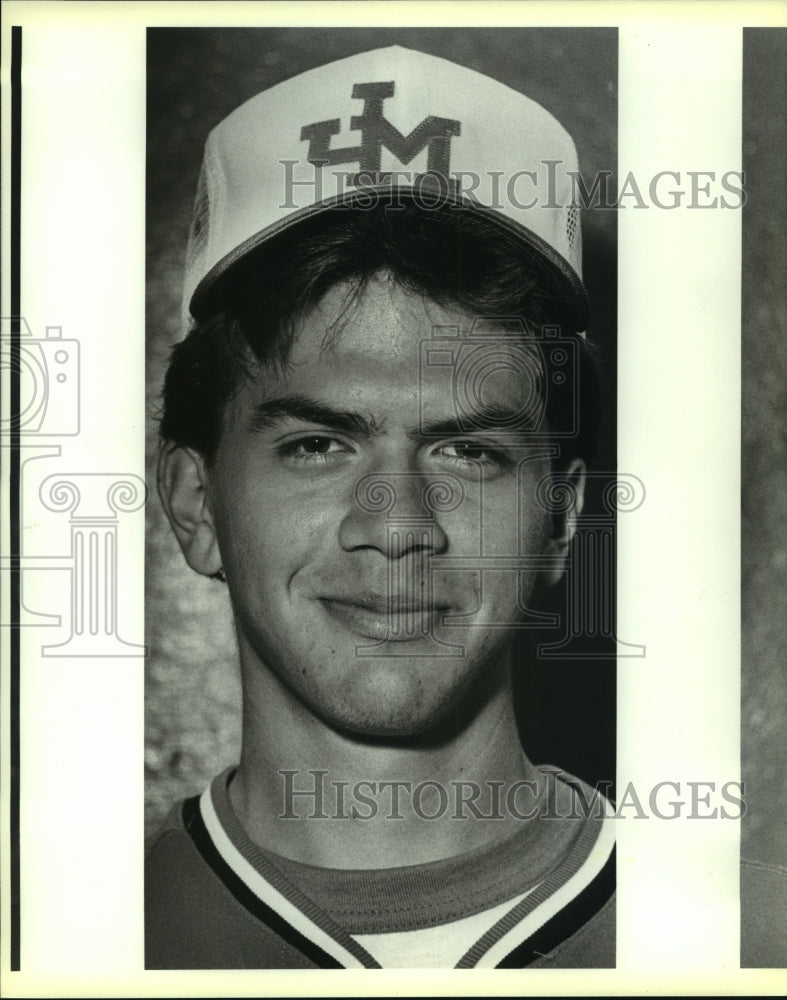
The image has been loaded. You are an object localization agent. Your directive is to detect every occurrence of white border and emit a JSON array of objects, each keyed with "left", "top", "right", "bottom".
[{"left": 1, "top": 1, "right": 785, "bottom": 996}]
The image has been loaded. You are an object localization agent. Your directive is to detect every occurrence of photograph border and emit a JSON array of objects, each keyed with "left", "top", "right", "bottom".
[{"left": 1, "top": 1, "right": 785, "bottom": 996}]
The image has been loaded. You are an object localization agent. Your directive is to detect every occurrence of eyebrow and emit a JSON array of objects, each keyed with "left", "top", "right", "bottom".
[
  {"left": 250, "top": 395, "right": 535, "bottom": 439},
  {"left": 417, "top": 404, "right": 536, "bottom": 438},
  {"left": 250, "top": 394, "right": 383, "bottom": 436}
]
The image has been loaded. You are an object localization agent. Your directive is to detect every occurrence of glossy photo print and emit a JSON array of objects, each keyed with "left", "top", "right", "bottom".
[
  {"left": 739, "top": 26, "right": 787, "bottom": 969},
  {"left": 145, "top": 27, "right": 619, "bottom": 970},
  {"left": 3, "top": 3, "right": 785, "bottom": 996}
]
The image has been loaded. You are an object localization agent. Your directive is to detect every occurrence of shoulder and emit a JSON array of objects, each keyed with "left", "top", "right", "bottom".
[
  {"left": 530, "top": 891, "right": 616, "bottom": 969},
  {"left": 529, "top": 766, "right": 616, "bottom": 968},
  {"left": 741, "top": 857, "right": 787, "bottom": 968},
  {"left": 145, "top": 789, "right": 314, "bottom": 970},
  {"left": 145, "top": 793, "right": 245, "bottom": 968},
  {"left": 145, "top": 796, "right": 209, "bottom": 962},
  {"left": 145, "top": 799, "right": 187, "bottom": 858}
]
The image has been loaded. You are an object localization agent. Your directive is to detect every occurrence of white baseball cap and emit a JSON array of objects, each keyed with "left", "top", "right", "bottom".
[{"left": 183, "top": 45, "right": 589, "bottom": 331}]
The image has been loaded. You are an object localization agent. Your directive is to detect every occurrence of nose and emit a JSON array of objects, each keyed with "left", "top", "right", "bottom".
[{"left": 338, "top": 471, "right": 456, "bottom": 558}]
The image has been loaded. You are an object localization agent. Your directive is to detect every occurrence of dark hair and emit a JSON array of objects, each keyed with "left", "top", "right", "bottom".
[{"left": 161, "top": 200, "right": 600, "bottom": 465}]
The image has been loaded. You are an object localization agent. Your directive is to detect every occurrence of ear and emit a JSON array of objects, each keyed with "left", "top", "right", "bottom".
[
  {"left": 157, "top": 443, "right": 223, "bottom": 578},
  {"left": 542, "top": 457, "right": 586, "bottom": 586}
]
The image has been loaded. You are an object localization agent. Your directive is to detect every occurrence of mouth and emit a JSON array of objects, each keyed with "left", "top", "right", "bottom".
[{"left": 319, "top": 595, "right": 454, "bottom": 641}]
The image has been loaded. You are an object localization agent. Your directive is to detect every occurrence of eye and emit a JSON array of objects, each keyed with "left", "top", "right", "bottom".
[
  {"left": 277, "top": 435, "right": 353, "bottom": 465},
  {"left": 441, "top": 443, "right": 493, "bottom": 463},
  {"left": 434, "top": 442, "right": 513, "bottom": 474}
]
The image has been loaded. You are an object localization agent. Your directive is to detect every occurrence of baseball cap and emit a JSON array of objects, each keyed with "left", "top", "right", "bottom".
[{"left": 183, "top": 45, "right": 589, "bottom": 332}]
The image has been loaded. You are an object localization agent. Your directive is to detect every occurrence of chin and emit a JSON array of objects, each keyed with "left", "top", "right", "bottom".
[
  {"left": 312, "top": 668, "right": 468, "bottom": 743},
  {"left": 324, "top": 703, "right": 455, "bottom": 742}
]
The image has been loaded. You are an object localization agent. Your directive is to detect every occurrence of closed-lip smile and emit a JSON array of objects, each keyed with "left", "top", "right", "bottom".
[{"left": 319, "top": 594, "right": 452, "bottom": 640}]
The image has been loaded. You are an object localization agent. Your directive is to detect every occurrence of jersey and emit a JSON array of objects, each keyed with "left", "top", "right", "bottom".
[{"left": 145, "top": 766, "right": 616, "bottom": 969}]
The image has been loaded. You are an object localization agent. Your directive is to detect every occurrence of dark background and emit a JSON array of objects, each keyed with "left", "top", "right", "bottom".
[
  {"left": 145, "top": 28, "right": 619, "bottom": 835},
  {"left": 741, "top": 29, "right": 786, "bottom": 868}
]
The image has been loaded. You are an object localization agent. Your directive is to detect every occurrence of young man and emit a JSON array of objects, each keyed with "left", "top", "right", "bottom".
[{"left": 146, "top": 45, "right": 614, "bottom": 969}]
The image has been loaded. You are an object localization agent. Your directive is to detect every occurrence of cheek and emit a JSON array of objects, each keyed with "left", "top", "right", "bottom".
[
  {"left": 445, "top": 477, "right": 550, "bottom": 553},
  {"left": 210, "top": 479, "right": 341, "bottom": 589},
  {"left": 517, "top": 468, "right": 553, "bottom": 541}
]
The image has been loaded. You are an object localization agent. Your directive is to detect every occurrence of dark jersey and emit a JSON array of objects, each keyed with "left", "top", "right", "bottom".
[{"left": 146, "top": 767, "right": 616, "bottom": 969}]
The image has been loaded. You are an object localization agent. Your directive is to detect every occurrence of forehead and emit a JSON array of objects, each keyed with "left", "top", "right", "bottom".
[
  {"left": 259, "top": 274, "right": 539, "bottom": 397},
  {"left": 288, "top": 275, "right": 463, "bottom": 368},
  {"left": 217, "top": 274, "right": 547, "bottom": 444}
]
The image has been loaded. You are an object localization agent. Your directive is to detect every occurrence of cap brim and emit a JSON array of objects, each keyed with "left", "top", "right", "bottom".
[{"left": 189, "top": 185, "right": 590, "bottom": 333}]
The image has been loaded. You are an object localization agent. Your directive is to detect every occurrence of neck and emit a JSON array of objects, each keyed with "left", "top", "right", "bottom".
[{"left": 229, "top": 652, "right": 540, "bottom": 869}]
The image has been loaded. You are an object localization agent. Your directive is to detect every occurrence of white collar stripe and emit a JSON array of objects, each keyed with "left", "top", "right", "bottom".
[
  {"left": 196, "top": 780, "right": 614, "bottom": 969},
  {"left": 199, "top": 786, "right": 375, "bottom": 969},
  {"left": 471, "top": 809, "right": 615, "bottom": 968}
]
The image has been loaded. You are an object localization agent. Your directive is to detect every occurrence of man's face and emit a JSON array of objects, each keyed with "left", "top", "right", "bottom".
[{"left": 203, "top": 274, "right": 559, "bottom": 738}]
